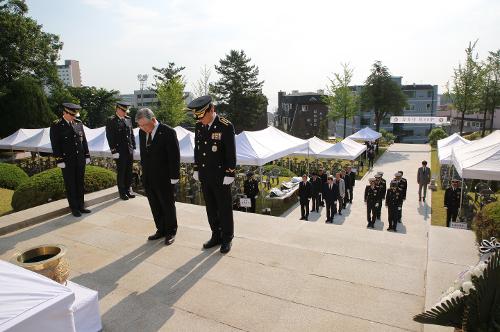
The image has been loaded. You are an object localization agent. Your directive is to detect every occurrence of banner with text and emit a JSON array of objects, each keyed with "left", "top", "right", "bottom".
[{"left": 390, "top": 116, "right": 447, "bottom": 124}]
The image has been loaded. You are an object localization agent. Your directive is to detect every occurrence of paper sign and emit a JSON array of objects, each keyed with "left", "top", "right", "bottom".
[
  {"left": 450, "top": 222, "right": 468, "bottom": 230},
  {"left": 240, "top": 198, "right": 252, "bottom": 208}
]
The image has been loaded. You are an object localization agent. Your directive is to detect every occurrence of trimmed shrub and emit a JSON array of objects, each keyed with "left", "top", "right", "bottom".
[
  {"left": 428, "top": 128, "right": 448, "bottom": 147},
  {"left": 12, "top": 165, "right": 116, "bottom": 211},
  {"left": 472, "top": 201, "right": 500, "bottom": 244},
  {"left": 262, "top": 165, "right": 296, "bottom": 177},
  {"left": 0, "top": 163, "right": 29, "bottom": 190}
]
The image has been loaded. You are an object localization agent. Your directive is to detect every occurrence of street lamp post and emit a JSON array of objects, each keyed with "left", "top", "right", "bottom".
[{"left": 137, "top": 74, "right": 148, "bottom": 108}]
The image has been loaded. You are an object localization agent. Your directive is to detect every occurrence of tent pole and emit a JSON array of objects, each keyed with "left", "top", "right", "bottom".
[
  {"left": 459, "top": 178, "right": 464, "bottom": 221},
  {"left": 259, "top": 165, "right": 264, "bottom": 214}
]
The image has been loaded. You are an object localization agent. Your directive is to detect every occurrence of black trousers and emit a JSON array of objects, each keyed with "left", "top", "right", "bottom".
[
  {"left": 367, "top": 202, "right": 376, "bottom": 225},
  {"left": 249, "top": 197, "right": 256, "bottom": 213},
  {"left": 347, "top": 187, "right": 353, "bottom": 203},
  {"left": 311, "top": 194, "right": 320, "bottom": 212},
  {"left": 145, "top": 184, "right": 177, "bottom": 236},
  {"left": 388, "top": 206, "right": 398, "bottom": 230},
  {"left": 397, "top": 203, "right": 404, "bottom": 222},
  {"left": 116, "top": 151, "right": 133, "bottom": 194},
  {"left": 368, "top": 158, "right": 374, "bottom": 168},
  {"left": 300, "top": 199, "right": 310, "bottom": 218},
  {"left": 376, "top": 199, "right": 383, "bottom": 218},
  {"left": 325, "top": 200, "right": 337, "bottom": 220},
  {"left": 446, "top": 207, "right": 459, "bottom": 227},
  {"left": 201, "top": 181, "right": 234, "bottom": 243},
  {"left": 62, "top": 161, "right": 85, "bottom": 210}
]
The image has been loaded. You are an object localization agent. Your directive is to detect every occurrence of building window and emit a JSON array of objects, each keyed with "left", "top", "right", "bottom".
[
  {"left": 427, "top": 91, "right": 432, "bottom": 98},
  {"left": 302, "top": 105, "right": 309, "bottom": 111},
  {"left": 404, "top": 90, "right": 416, "bottom": 98},
  {"left": 406, "top": 104, "right": 415, "bottom": 111},
  {"left": 361, "top": 117, "right": 370, "bottom": 126},
  {"left": 313, "top": 110, "right": 317, "bottom": 114},
  {"left": 426, "top": 104, "right": 431, "bottom": 110}
]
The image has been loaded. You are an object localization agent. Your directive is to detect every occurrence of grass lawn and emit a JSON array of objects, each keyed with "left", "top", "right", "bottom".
[
  {"left": 0, "top": 188, "right": 13, "bottom": 217},
  {"left": 430, "top": 148, "right": 447, "bottom": 227}
]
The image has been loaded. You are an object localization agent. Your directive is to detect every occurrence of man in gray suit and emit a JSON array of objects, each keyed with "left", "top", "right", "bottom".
[{"left": 417, "top": 160, "right": 431, "bottom": 202}]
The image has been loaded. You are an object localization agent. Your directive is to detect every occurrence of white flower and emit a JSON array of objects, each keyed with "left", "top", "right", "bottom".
[
  {"left": 450, "top": 290, "right": 464, "bottom": 299},
  {"left": 472, "top": 261, "right": 487, "bottom": 278},
  {"left": 462, "top": 270, "right": 472, "bottom": 283},
  {"left": 461, "top": 281, "right": 475, "bottom": 294}
]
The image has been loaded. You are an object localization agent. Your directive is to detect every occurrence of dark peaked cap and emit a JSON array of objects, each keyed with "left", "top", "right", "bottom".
[
  {"left": 62, "top": 102, "right": 81, "bottom": 116},
  {"left": 187, "top": 95, "right": 212, "bottom": 119}
]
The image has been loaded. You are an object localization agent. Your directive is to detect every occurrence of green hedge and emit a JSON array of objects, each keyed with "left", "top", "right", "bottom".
[
  {"left": 0, "top": 163, "right": 29, "bottom": 190},
  {"left": 262, "top": 165, "right": 296, "bottom": 177},
  {"left": 12, "top": 165, "right": 116, "bottom": 211},
  {"left": 472, "top": 201, "right": 500, "bottom": 244}
]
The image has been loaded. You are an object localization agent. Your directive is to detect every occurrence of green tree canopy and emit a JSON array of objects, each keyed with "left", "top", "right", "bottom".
[
  {"left": 211, "top": 50, "right": 268, "bottom": 133},
  {"left": 0, "top": 76, "right": 55, "bottom": 137},
  {"left": 323, "top": 63, "right": 358, "bottom": 138},
  {"left": 0, "top": 0, "right": 63, "bottom": 91},
  {"left": 152, "top": 62, "right": 185, "bottom": 91},
  {"left": 67, "top": 86, "right": 118, "bottom": 128},
  {"left": 361, "top": 61, "right": 407, "bottom": 132},
  {"left": 155, "top": 76, "right": 189, "bottom": 127}
]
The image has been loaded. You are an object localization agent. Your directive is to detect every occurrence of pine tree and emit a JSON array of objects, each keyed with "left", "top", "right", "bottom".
[{"left": 211, "top": 50, "right": 268, "bottom": 133}]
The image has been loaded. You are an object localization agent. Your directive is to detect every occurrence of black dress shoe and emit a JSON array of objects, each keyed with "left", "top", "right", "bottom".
[
  {"left": 120, "top": 194, "right": 129, "bottom": 200},
  {"left": 220, "top": 242, "right": 232, "bottom": 254},
  {"left": 165, "top": 235, "right": 175, "bottom": 246},
  {"left": 79, "top": 208, "right": 91, "bottom": 213},
  {"left": 148, "top": 232, "right": 165, "bottom": 241},
  {"left": 127, "top": 192, "right": 136, "bottom": 198},
  {"left": 203, "top": 238, "right": 222, "bottom": 249},
  {"left": 71, "top": 209, "right": 82, "bottom": 217}
]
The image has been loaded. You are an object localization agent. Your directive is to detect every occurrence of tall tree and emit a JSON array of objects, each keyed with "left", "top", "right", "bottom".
[
  {"left": 192, "top": 65, "right": 212, "bottom": 98},
  {"left": 211, "top": 49, "right": 268, "bottom": 133},
  {"left": 151, "top": 62, "right": 185, "bottom": 91},
  {"left": 452, "top": 41, "right": 482, "bottom": 135},
  {"left": 360, "top": 61, "right": 407, "bottom": 132},
  {"left": 0, "top": 0, "right": 63, "bottom": 91},
  {"left": 323, "top": 63, "right": 358, "bottom": 138},
  {"left": 155, "top": 76, "right": 188, "bottom": 127},
  {"left": 67, "top": 86, "right": 118, "bottom": 128},
  {"left": 481, "top": 50, "right": 500, "bottom": 135},
  {"left": 0, "top": 76, "right": 55, "bottom": 137}
]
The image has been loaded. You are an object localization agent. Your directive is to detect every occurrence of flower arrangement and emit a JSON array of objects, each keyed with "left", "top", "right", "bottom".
[{"left": 414, "top": 237, "right": 500, "bottom": 330}]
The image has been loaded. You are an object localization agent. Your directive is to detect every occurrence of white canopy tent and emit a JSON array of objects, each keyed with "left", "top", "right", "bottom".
[
  {"left": 0, "top": 128, "right": 43, "bottom": 150},
  {"left": 236, "top": 127, "right": 308, "bottom": 166},
  {"left": 316, "top": 138, "right": 367, "bottom": 160},
  {"left": 451, "top": 130, "right": 500, "bottom": 181},
  {"left": 132, "top": 126, "right": 195, "bottom": 162},
  {"left": 292, "top": 136, "right": 333, "bottom": 157},
  {"left": 14, "top": 128, "right": 52, "bottom": 153},
  {"left": 437, "top": 133, "right": 470, "bottom": 165},
  {"left": 347, "top": 127, "right": 382, "bottom": 142}
]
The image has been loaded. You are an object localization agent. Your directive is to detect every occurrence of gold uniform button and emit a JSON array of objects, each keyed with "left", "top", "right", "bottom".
[
  {"left": 203, "top": 153, "right": 206, "bottom": 156},
  {"left": 202, "top": 164, "right": 205, "bottom": 167},
  {"left": 204, "top": 141, "right": 207, "bottom": 144}
]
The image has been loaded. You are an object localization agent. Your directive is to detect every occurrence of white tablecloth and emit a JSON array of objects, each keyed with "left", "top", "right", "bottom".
[
  {"left": 67, "top": 281, "right": 101, "bottom": 332},
  {"left": 0, "top": 260, "right": 76, "bottom": 332}
]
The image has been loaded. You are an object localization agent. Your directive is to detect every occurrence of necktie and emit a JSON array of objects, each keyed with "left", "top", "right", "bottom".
[
  {"left": 146, "top": 133, "right": 152, "bottom": 147},
  {"left": 329, "top": 184, "right": 332, "bottom": 190}
]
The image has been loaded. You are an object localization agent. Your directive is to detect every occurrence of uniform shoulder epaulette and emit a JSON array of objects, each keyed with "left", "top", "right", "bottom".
[
  {"left": 125, "top": 115, "right": 130, "bottom": 119},
  {"left": 53, "top": 118, "right": 61, "bottom": 124},
  {"left": 74, "top": 118, "right": 82, "bottom": 123},
  {"left": 218, "top": 116, "right": 231, "bottom": 126}
]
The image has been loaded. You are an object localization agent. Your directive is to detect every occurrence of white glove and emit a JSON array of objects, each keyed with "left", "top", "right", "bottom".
[
  {"left": 444, "top": 206, "right": 448, "bottom": 209},
  {"left": 255, "top": 195, "right": 258, "bottom": 199},
  {"left": 171, "top": 179, "right": 179, "bottom": 184},
  {"left": 193, "top": 171, "right": 199, "bottom": 181},
  {"left": 112, "top": 153, "right": 119, "bottom": 159},
  {"left": 223, "top": 176, "right": 235, "bottom": 185},
  {"left": 86, "top": 158, "right": 90, "bottom": 164},
  {"left": 375, "top": 203, "right": 379, "bottom": 207},
  {"left": 398, "top": 207, "right": 402, "bottom": 210},
  {"left": 57, "top": 162, "right": 66, "bottom": 169}
]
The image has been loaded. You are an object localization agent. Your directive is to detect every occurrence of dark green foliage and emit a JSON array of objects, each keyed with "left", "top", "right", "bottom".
[
  {"left": 262, "top": 165, "right": 296, "bottom": 177},
  {"left": 473, "top": 201, "right": 500, "bottom": 245},
  {"left": 360, "top": 61, "right": 407, "bottom": 132},
  {"left": 0, "top": 76, "right": 56, "bottom": 137},
  {"left": 67, "top": 86, "right": 118, "bottom": 128},
  {"left": 0, "top": 163, "right": 29, "bottom": 189},
  {"left": 211, "top": 50, "right": 268, "bottom": 133},
  {"left": 152, "top": 62, "right": 185, "bottom": 90},
  {"left": 0, "top": 0, "right": 63, "bottom": 89},
  {"left": 12, "top": 165, "right": 116, "bottom": 211},
  {"left": 428, "top": 128, "right": 448, "bottom": 147}
]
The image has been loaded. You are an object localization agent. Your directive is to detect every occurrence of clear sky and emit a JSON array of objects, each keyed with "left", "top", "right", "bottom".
[{"left": 26, "top": 0, "right": 500, "bottom": 111}]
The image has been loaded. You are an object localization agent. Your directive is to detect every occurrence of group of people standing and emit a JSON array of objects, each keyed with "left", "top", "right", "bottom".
[
  {"left": 50, "top": 95, "right": 237, "bottom": 254},
  {"left": 364, "top": 171, "right": 407, "bottom": 231},
  {"left": 298, "top": 166, "right": 356, "bottom": 222}
]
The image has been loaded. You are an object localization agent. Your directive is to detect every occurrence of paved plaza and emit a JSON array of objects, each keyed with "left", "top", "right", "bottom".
[{"left": 0, "top": 144, "right": 478, "bottom": 331}]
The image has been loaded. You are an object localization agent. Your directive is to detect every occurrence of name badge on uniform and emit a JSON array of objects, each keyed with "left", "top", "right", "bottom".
[
  {"left": 212, "top": 145, "right": 217, "bottom": 152},
  {"left": 211, "top": 132, "right": 222, "bottom": 140}
]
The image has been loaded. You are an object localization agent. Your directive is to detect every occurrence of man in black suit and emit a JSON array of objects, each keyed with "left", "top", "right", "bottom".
[
  {"left": 345, "top": 165, "right": 356, "bottom": 203},
  {"left": 298, "top": 174, "right": 312, "bottom": 220},
  {"left": 309, "top": 172, "right": 322, "bottom": 213},
  {"left": 136, "top": 108, "right": 180, "bottom": 246},
  {"left": 50, "top": 103, "right": 91, "bottom": 217},
  {"left": 106, "top": 101, "right": 136, "bottom": 200},
  {"left": 444, "top": 179, "right": 462, "bottom": 227},
  {"left": 189, "top": 95, "right": 237, "bottom": 254},
  {"left": 322, "top": 175, "right": 339, "bottom": 223},
  {"left": 243, "top": 171, "right": 259, "bottom": 213},
  {"left": 317, "top": 168, "right": 327, "bottom": 206},
  {"left": 396, "top": 171, "right": 407, "bottom": 223}
]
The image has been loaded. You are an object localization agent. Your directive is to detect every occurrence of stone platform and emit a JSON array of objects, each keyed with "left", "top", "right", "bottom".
[{"left": 0, "top": 144, "right": 478, "bottom": 331}]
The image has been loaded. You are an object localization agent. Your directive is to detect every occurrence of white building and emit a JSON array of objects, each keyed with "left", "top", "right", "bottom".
[
  {"left": 119, "top": 90, "right": 195, "bottom": 108},
  {"left": 57, "top": 60, "right": 81, "bottom": 87}
]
